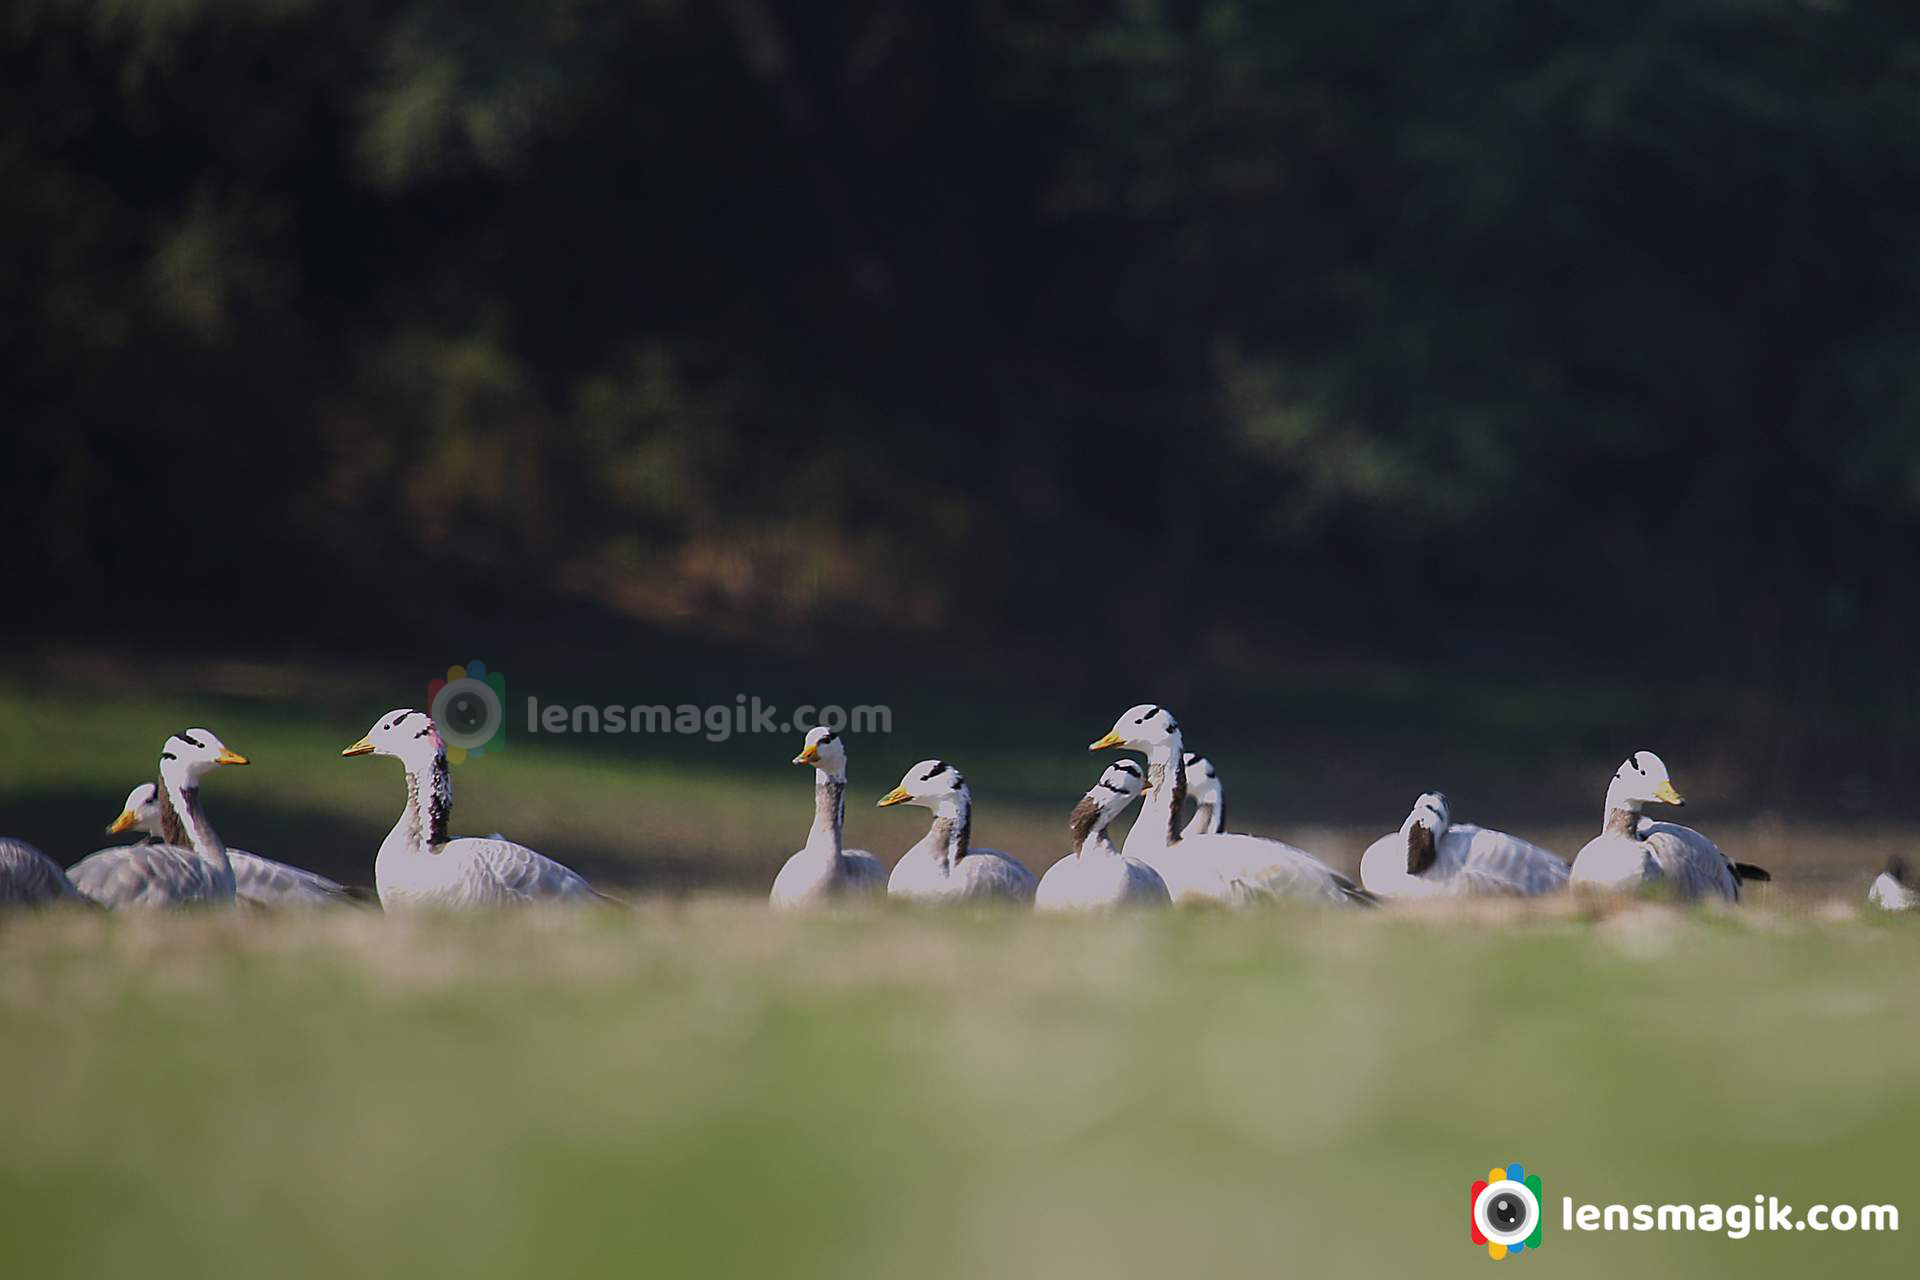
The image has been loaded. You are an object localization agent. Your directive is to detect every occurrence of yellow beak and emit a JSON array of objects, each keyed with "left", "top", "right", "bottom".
[
  {"left": 876, "top": 786, "right": 911, "bottom": 808},
  {"left": 794, "top": 743, "right": 821, "bottom": 765},
  {"left": 107, "top": 809, "right": 139, "bottom": 835},
  {"left": 341, "top": 737, "right": 375, "bottom": 757},
  {"left": 215, "top": 748, "right": 250, "bottom": 766},
  {"left": 1653, "top": 779, "right": 1685, "bottom": 806},
  {"left": 1088, "top": 731, "right": 1126, "bottom": 752}
]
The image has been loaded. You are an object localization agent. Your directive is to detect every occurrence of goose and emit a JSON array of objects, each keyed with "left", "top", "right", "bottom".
[
  {"left": 341, "top": 708, "right": 600, "bottom": 909},
  {"left": 1091, "top": 704, "right": 1369, "bottom": 906},
  {"left": 1036, "top": 760, "right": 1171, "bottom": 913},
  {"left": 1182, "top": 752, "right": 1226, "bottom": 836},
  {"left": 1867, "top": 857, "right": 1918, "bottom": 911},
  {"left": 1359, "top": 791, "right": 1570, "bottom": 899},
  {"left": 1569, "top": 752, "right": 1769, "bottom": 901},
  {"left": 1, "top": 837, "right": 88, "bottom": 907},
  {"left": 770, "top": 726, "right": 888, "bottom": 907},
  {"left": 879, "top": 759, "right": 1037, "bottom": 903},
  {"left": 105, "top": 782, "right": 355, "bottom": 909},
  {"left": 67, "top": 730, "right": 247, "bottom": 907}
]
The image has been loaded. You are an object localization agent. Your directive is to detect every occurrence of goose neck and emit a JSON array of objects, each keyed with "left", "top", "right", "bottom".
[
  {"left": 928, "top": 792, "right": 972, "bottom": 873},
  {"left": 1603, "top": 806, "right": 1642, "bottom": 838},
  {"left": 397, "top": 750, "right": 453, "bottom": 854},
  {"left": 807, "top": 772, "right": 847, "bottom": 859},
  {"left": 1141, "top": 738, "right": 1187, "bottom": 848},
  {"left": 157, "top": 765, "right": 229, "bottom": 874}
]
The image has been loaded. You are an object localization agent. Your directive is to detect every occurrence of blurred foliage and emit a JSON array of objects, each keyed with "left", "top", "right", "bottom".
[{"left": 6, "top": 0, "right": 1920, "bottom": 680}]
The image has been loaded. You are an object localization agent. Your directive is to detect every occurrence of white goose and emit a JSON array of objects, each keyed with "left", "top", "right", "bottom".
[
  {"left": 1181, "top": 752, "right": 1226, "bottom": 836},
  {"left": 1569, "top": 752, "right": 1768, "bottom": 901},
  {"left": 1359, "top": 791, "right": 1569, "bottom": 899},
  {"left": 1091, "top": 704, "right": 1368, "bottom": 906},
  {"left": 67, "top": 730, "right": 247, "bottom": 907},
  {"left": 342, "top": 709, "right": 599, "bottom": 909},
  {"left": 879, "top": 759, "right": 1037, "bottom": 904},
  {"left": 771, "top": 726, "right": 888, "bottom": 907},
  {"left": 1867, "top": 858, "right": 1918, "bottom": 911},
  {"left": 106, "top": 782, "right": 354, "bottom": 909},
  {"left": 1, "top": 838, "right": 88, "bottom": 907},
  {"left": 1036, "top": 760, "right": 1171, "bottom": 913}
]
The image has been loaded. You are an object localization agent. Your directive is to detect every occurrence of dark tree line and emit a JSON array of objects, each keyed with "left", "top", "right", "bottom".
[{"left": 7, "top": 0, "right": 1920, "bottom": 686}]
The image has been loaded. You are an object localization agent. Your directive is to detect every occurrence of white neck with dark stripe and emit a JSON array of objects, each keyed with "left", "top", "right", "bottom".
[
  {"left": 394, "top": 748, "right": 454, "bottom": 855},
  {"left": 1126, "top": 731, "right": 1187, "bottom": 857},
  {"left": 925, "top": 791, "right": 973, "bottom": 874},
  {"left": 157, "top": 758, "right": 231, "bottom": 878}
]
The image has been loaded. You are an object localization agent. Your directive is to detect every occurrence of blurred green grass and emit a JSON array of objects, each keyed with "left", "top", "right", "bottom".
[{"left": 0, "top": 903, "right": 1914, "bottom": 1279}]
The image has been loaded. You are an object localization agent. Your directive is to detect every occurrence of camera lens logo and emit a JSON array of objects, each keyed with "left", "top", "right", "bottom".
[
  {"left": 427, "top": 661, "right": 506, "bottom": 764},
  {"left": 1470, "top": 1163, "right": 1543, "bottom": 1259}
]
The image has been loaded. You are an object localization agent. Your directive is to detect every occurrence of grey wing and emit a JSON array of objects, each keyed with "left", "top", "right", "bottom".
[
  {"left": 1457, "top": 829, "right": 1570, "bottom": 897},
  {"left": 67, "top": 844, "right": 213, "bottom": 907},
  {"left": 958, "top": 848, "right": 1038, "bottom": 902},
  {"left": 1, "top": 839, "right": 85, "bottom": 906},
  {"left": 839, "top": 849, "right": 889, "bottom": 895},
  {"left": 228, "top": 849, "right": 351, "bottom": 908},
  {"left": 467, "top": 837, "right": 599, "bottom": 902},
  {"left": 1640, "top": 823, "right": 1739, "bottom": 901}
]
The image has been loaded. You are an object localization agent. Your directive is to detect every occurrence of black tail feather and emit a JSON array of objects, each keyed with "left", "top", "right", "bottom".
[
  {"left": 1732, "top": 862, "right": 1771, "bottom": 883},
  {"left": 1888, "top": 856, "right": 1911, "bottom": 888}
]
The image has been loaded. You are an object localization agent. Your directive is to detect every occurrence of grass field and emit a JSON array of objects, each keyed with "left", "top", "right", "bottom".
[
  {"left": 4, "top": 655, "right": 1917, "bottom": 1276},
  {"left": 1, "top": 902, "right": 1916, "bottom": 1278}
]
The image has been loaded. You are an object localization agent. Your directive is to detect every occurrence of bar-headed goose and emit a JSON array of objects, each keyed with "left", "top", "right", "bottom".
[
  {"left": 341, "top": 709, "right": 599, "bottom": 909},
  {"left": 1359, "top": 791, "right": 1569, "bottom": 899},
  {"left": 1867, "top": 857, "right": 1918, "bottom": 911},
  {"left": 67, "top": 730, "right": 247, "bottom": 907},
  {"left": 1569, "top": 752, "right": 1768, "bottom": 901},
  {"left": 1091, "top": 704, "right": 1369, "bottom": 906},
  {"left": 1182, "top": 752, "right": 1226, "bottom": 836},
  {"left": 1036, "top": 760, "right": 1171, "bottom": 913},
  {"left": 771, "top": 726, "right": 888, "bottom": 907},
  {"left": 878, "top": 760, "right": 1037, "bottom": 904},
  {"left": 1, "top": 838, "right": 88, "bottom": 906},
  {"left": 106, "top": 782, "right": 354, "bottom": 910}
]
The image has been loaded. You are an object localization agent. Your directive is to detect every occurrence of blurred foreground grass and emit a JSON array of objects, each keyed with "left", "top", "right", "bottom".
[{"left": 0, "top": 902, "right": 1915, "bottom": 1279}]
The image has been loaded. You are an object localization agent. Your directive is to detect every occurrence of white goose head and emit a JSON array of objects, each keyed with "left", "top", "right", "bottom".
[
  {"left": 1605, "top": 751, "right": 1684, "bottom": 814},
  {"left": 1068, "top": 760, "right": 1146, "bottom": 853},
  {"left": 792, "top": 725, "right": 849, "bottom": 778},
  {"left": 342, "top": 709, "right": 444, "bottom": 768},
  {"left": 161, "top": 729, "right": 249, "bottom": 783},
  {"left": 1089, "top": 704, "right": 1182, "bottom": 754},
  {"left": 107, "top": 782, "right": 162, "bottom": 836},
  {"left": 1400, "top": 790, "right": 1450, "bottom": 876},
  {"left": 876, "top": 759, "right": 968, "bottom": 811}
]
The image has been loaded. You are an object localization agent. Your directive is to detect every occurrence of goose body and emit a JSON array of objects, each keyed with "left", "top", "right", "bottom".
[
  {"left": 1, "top": 838, "right": 87, "bottom": 906},
  {"left": 1868, "top": 858, "right": 1919, "bottom": 911},
  {"left": 880, "top": 759, "right": 1036, "bottom": 904},
  {"left": 1036, "top": 760, "right": 1171, "bottom": 913},
  {"left": 67, "top": 730, "right": 247, "bottom": 908},
  {"left": 1569, "top": 752, "right": 1754, "bottom": 901},
  {"left": 106, "top": 782, "right": 353, "bottom": 909},
  {"left": 344, "top": 709, "right": 599, "bottom": 909},
  {"left": 771, "top": 726, "right": 887, "bottom": 907},
  {"left": 1093, "top": 705, "right": 1367, "bottom": 907},
  {"left": 1359, "top": 792, "right": 1569, "bottom": 899}
]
